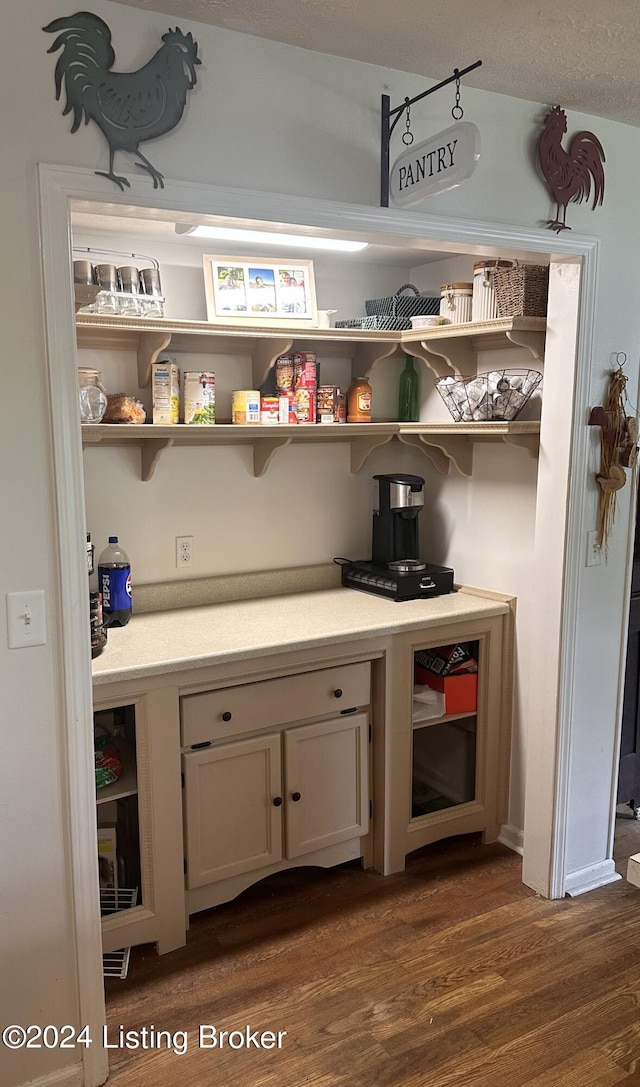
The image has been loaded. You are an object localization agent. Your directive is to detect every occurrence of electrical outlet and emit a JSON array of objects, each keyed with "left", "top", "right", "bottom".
[
  {"left": 176, "top": 536, "right": 194, "bottom": 568},
  {"left": 586, "top": 530, "right": 602, "bottom": 567}
]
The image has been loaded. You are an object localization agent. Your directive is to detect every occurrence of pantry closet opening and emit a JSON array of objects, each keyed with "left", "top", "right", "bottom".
[{"left": 38, "top": 164, "right": 602, "bottom": 1087}]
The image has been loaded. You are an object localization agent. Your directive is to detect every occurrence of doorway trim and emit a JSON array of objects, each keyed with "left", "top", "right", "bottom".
[{"left": 38, "top": 163, "right": 599, "bottom": 1085}]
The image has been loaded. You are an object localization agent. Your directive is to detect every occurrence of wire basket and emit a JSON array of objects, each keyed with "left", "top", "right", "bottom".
[{"left": 436, "top": 369, "right": 543, "bottom": 422}]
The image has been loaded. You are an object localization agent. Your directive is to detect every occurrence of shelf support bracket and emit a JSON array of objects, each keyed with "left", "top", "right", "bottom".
[
  {"left": 252, "top": 338, "right": 294, "bottom": 389},
  {"left": 418, "top": 335, "right": 475, "bottom": 378},
  {"left": 350, "top": 433, "right": 395, "bottom": 473},
  {"left": 398, "top": 433, "right": 451, "bottom": 475},
  {"left": 253, "top": 436, "right": 292, "bottom": 477},
  {"left": 352, "top": 341, "right": 400, "bottom": 381},
  {"left": 138, "top": 331, "right": 173, "bottom": 387},
  {"left": 141, "top": 437, "right": 174, "bottom": 481},
  {"left": 503, "top": 433, "right": 540, "bottom": 459},
  {"left": 506, "top": 328, "right": 546, "bottom": 362}
]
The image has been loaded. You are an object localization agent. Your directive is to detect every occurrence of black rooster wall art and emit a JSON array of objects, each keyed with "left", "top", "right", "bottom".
[{"left": 44, "top": 11, "right": 201, "bottom": 190}]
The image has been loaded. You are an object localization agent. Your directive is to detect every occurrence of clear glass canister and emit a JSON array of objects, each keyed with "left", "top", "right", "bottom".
[{"left": 78, "top": 368, "right": 108, "bottom": 423}]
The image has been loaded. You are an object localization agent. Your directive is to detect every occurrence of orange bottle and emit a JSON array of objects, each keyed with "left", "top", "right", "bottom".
[{"left": 347, "top": 377, "right": 372, "bottom": 423}]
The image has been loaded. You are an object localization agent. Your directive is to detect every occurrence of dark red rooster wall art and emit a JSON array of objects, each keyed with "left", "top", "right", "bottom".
[
  {"left": 44, "top": 11, "right": 201, "bottom": 190},
  {"left": 538, "top": 106, "right": 605, "bottom": 232}
]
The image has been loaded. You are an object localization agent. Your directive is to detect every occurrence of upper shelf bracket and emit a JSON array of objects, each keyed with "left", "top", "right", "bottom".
[
  {"left": 352, "top": 341, "right": 400, "bottom": 381},
  {"left": 138, "top": 330, "right": 173, "bottom": 387},
  {"left": 252, "top": 338, "right": 294, "bottom": 388},
  {"left": 141, "top": 437, "right": 175, "bottom": 481},
  {"left": 350, "top": 432, "right": 395, "bottom": 472},
  {"left": 505, "top": 328, "right": 546, "bottom": 362}
]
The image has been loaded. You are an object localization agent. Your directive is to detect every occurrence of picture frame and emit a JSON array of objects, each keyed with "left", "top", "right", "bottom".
[{"left": 203, "top": 255, "right": 318, "bottom": 327}]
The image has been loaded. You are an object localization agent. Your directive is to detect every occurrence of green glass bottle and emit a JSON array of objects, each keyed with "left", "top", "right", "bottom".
[{"left": 398, "top": 354, "right": 420, "bottom": 422}]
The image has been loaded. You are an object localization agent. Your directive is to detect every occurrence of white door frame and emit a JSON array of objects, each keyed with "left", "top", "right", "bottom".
[{"left": 37, "top": 163, "right": 600, "bottom": 1086}]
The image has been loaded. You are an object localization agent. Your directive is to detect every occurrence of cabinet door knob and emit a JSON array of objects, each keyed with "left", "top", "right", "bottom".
[
  {"left": 222, "top": 711, "right": 232, "bottom": 722},
  {"left": 291, "top": 791, "right": 301, "bottom": 802},
  {"left": 273, "top": 796, "right": 283, "bottom": 807},
  {"left": 334, "top": 688, "right": 343, "bottom": 698}
]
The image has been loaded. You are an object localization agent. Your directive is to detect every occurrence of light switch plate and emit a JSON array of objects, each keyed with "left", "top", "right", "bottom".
[{"left": 6, "top": 590, "right": 47, "bottom": 648}]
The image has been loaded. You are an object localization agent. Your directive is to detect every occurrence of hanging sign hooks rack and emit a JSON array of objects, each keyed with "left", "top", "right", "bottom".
[{"left": 380, "top": 60, "right": 482, "bottom": 207}]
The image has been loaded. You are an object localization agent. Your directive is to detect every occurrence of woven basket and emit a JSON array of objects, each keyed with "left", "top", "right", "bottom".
[
  {"left": 365, "top": 284, "right": 440, "bottom": 324},
  {"left": 493, "top": 263, "right": 549, "bottom": 318},
  {"left": 337, "top": 284, "right": 440, "bottom": 332}
]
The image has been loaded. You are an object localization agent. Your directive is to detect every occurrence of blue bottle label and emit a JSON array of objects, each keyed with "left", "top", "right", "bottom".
[{"left": 99, "top": 566, "right": 132, "bottom": 613}]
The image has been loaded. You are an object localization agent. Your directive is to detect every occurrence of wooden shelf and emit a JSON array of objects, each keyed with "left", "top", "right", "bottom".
[
  {"left": 398, "top": 420, "right": 541, "bottom": 476},
  {"left": 75, "top": 314, "right": 403, "bottom": 388},
  {"left": 403, "top": 317, "right": 546, "bottom": 379},
  {"left": 412, "top": 709, "right": 477, "bottom": 729},
  {"left": 75, "top": 314, "right": 545, "bottom": 386},
  {"left": 95, "top": 739, "right": 137, "bottom": 804},
  {"left": 81, "top": 420, "right": 540, "bottom": 480}
]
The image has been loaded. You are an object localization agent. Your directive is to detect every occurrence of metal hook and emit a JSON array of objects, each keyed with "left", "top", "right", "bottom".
[
  {"left": 451, "top": 70, "right": 464, "bottom": 120},
  {"left": 402, "top": 97, "right": 414, "bottom": 146}
]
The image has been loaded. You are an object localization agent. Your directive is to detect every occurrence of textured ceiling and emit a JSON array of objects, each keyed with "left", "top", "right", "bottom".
[{"left": 111, "top": 0, "right": 640, "bottom": 126}]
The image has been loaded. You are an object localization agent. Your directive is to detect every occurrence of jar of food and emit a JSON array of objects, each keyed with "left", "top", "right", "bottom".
[
  {"left": 78, "top": 368, "right": 108, "bottom": 423},
  {"left": 471, "top": 261, "right": 512, "bottom": 322},
  {"left": 439, "top": 283, "right": 473, "bottom": 324},
  {"left": 347, "top": 377, "right": 372, "bottom": 423}
]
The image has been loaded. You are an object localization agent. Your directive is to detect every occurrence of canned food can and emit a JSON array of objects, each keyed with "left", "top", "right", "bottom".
[
  {"left": 317, "top": 385, "right": 339, "bottom": 424},
  {"left": 293, "top": 352, "right": 318, "bottom": 388},
  {"left": 232, "top": 390, "right": 260, "bottom": 425},
  {"left": 293, "top": 387, "right": 316, "bottom": 424},
  {"left": 275, "top": 355, "right": 295, "bottom": 390},
  {"left": 335, "top": 392, "right": 347, "bottom": 424},
  {"left": 184, "top": 371, "right": 215, "bottom": 424},
  {"left": 260, "top": 395, "right": 280, "bottom": 425}
]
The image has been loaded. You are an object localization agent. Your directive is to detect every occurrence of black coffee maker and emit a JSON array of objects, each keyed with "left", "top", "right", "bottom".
[{"left": 339, "top": 473, "right": 455, "bottom": 601}]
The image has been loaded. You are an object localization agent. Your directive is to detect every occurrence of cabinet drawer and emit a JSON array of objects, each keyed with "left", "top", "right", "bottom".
[{"left": 181, "top": 661, "right": 371, "bottom": 747}]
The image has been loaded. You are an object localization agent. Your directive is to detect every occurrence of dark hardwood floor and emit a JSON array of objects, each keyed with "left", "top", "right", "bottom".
[{"left": 104, "top": 827, "right": 640, "bottom": 1086}]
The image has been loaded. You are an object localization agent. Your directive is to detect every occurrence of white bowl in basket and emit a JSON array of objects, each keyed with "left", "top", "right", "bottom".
[{"left": 410, "top": 315, "right": 450, "bottom": 329}]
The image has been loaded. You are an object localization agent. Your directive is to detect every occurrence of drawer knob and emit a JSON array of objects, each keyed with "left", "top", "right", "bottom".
[
  {"left": 291, "top": 791, "right": 301, "bottom": 802},
  {"left": 273, "top": 796, "right": 283, "bottom": 807},
  {"left": 334, "top": 688, "right": 343, "bottom": 698},
  {"left": 221, "top": 711, "right": 232, "bottom": 722}
]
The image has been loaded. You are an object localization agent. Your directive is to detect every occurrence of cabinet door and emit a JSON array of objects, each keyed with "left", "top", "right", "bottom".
[
  {"left": 284, "top": 713, "right": 369, "bottom": 859},
  {"left": 183, "top": 733, "right": 283, "bottom": 889}
]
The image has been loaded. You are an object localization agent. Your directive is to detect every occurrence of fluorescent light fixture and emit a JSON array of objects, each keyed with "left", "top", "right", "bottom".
[{"left": 175, "top": 224, "right": 368, "bottom": 252}]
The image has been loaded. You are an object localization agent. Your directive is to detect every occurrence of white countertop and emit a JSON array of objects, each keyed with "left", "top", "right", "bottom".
[{"left": 91, "top": 586, "right": 511, "bottom": 686}]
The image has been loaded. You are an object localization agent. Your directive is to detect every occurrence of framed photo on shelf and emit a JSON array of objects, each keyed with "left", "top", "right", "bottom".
[{"left": 203, "top": 255, "right": 318, "bottom": 327}]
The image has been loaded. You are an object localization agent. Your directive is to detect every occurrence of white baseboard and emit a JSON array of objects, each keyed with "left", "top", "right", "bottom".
[
  {"left": 498, "top": 823, "right": 524, "bottom": 855},
  {"left": 564, "top": 859, "right": 622, "bottom": 897},
  {"left": 17, "top": 1064, "right": 83, "bottom": 1087}
]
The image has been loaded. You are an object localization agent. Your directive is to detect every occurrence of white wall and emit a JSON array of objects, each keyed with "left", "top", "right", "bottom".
[{"left": 4, "top": 1, "right": 640, "bottom": 1083}]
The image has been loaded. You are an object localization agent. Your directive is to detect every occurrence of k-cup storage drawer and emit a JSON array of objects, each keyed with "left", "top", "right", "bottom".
[{"left": 181, "top": 661, "right": 371, "bottom": 747}]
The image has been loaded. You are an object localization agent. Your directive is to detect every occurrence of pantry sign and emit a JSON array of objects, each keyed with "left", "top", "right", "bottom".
[{"left": 389, "top": 121, "right": 480, "bottom": 208}]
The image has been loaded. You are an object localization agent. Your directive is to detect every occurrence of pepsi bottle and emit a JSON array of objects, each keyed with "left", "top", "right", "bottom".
[{"left": 98, "top": 536, "right": 132, "bottom": 627}]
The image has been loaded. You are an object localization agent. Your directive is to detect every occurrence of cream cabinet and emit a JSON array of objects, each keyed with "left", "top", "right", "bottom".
[
  {"left": 182, "top": 713, "right": 369, "bottom": 895},
  {"left": 93, "top": 685, "right": 185, "bottom": 956},
  {"left": 180, "top": 661, "right": 372, "bottom": 912}
]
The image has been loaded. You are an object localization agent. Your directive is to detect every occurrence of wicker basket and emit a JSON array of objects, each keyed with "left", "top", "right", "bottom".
[
  {"left": 436, "top": 369, "right": 543, "bottom": 422},
  {"left": 364, "top": 284, "right": 440, "bottom": 324},
  {"left": 493, "top": 263, "right": 549, "bottom": 318}
]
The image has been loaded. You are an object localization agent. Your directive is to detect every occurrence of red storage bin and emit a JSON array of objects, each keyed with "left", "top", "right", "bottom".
[{"left": 415, "top": 665, "right": 477, "bottom": 715}]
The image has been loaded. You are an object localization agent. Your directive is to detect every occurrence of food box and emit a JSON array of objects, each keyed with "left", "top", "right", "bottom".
[
  {"left": 415, "top": 666, "right": 478, "bottom": 715},
  {"left": 414, "top": 643, "right": 476, "bottom": 677},
  {"left": 293, "top": 352, "right": 318, "bottom": 388},
  {"left": 152, "top": 358, "right": 180, "bottom": 424},
  {"left": 97, "top": 825, "right": 117, "bottom": 890}
]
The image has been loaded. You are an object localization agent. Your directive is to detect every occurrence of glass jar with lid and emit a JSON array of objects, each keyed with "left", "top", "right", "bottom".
[{"left": 78, "top": 368, "right": 108, "bottom": 423}]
